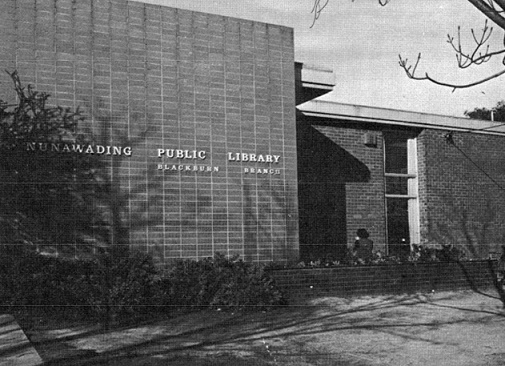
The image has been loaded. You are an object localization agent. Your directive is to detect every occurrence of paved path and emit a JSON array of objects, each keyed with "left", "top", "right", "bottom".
[
  {"left": 24, "top": 291, "right": 505, "bottom": 365},
  {"left": 0, "top": 314, "right": 43, "bottom": 366}
]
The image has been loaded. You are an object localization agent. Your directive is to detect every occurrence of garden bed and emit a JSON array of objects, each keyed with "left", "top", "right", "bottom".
[{"left": 267, "top": 260, "right": 496, "bottom": 300}]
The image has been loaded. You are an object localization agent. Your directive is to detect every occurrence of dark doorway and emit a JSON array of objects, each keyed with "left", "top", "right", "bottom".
[{"left": 297, "top": 121, "right": 370, "bottom": 261}]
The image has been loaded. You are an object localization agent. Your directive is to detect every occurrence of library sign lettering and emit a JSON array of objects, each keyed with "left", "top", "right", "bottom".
[
  {"left": 24, "top": 143, "right": 282, "bottom": 176},
  {"left": 26, "top": 142, "right": 132, "bottom": 156},
  {"left": 157, "top": 149, "right": 282, "bottom": 175}
]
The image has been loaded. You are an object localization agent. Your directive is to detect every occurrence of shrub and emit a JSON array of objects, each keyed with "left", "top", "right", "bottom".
[
  {"left": 76, "top": 247, "right": 160, "bottom": 323},
  {"left": 1, "top": 250, "right": 285, "bottom": 323},
  {"left": 0, "top": 247, "right": 160, "bottom": 323},
  {"left": 0, "top": 248, "right": 93, "bottom": 316},
  {"left": 408, "top": 244, "right": 468, "bottom": 263},
  {"left": 162, "top": 253, "right": 287, "bottom": 311},
  {"left": 210, "top": 259, "right": 286, "bottom": 310}
]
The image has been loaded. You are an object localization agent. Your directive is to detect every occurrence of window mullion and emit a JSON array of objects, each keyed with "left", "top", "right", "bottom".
[
  {"left": 385, "top": 194, "right": 417, "bottom": 199},
  {"left": 385, "top": 173, "right": 416, "bottom": 178}
]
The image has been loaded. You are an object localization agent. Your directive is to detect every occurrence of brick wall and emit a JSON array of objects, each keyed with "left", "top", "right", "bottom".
[
  {"left": 268, "top": 261, "right": 495, "bottom": 300},
  {"left": 0, "top": 0, "right": 298, "bottom": 264},
  {"left": 297, "top": 120, "right": 386, "bottom": 260},
  {"left": 297, "top": 118, "right": 505, "bottom": 261},
  {"left": 419, "top": 129, "right": 505, "bottom": 257}
]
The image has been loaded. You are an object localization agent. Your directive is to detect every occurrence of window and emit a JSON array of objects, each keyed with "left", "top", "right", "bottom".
[{"left": 384, "top": 133, "right": 420, "bottom": 254}]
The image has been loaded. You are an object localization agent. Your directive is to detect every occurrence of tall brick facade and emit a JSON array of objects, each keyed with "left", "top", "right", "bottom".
[{"left": 0, "top": 0, "right": 298, "bottom": 264}]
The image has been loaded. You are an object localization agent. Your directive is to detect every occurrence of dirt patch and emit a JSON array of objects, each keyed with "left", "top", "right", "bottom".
[{"left": 24, "top": 290, "right": 505, "bottom": 365}]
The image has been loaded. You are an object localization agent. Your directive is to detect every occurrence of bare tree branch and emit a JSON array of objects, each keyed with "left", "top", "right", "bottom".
[
  {"left": 309, "top": 0, "right": 505, "bottom": 88},
  {"left": 310, "top": 0, "right": 330, "bottom": 28},
  {"left": 310, "top": 0, "right": 390, "bottom": 28},
  {"left": 493, "top": 0, "right": 505, "bottom": 12},
  {"left": 399, "top": 53, "right": 505, "bottom": 91},
  {"left": 468, "top": 0, "right": 505, "bottom": 30},
  {"left": 486, "top": 0, "right": 505, "bottom": 13},
  {"left": 311, "top": 0, "right": 505, "bottom": 29},
  {"left": 445, "top": 20, "right": 505, "bottom": 69}
]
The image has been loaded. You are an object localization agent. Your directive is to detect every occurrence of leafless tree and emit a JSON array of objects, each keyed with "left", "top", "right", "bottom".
[{"left": 312, "top": 0, "right": 505, "bottom": 90}]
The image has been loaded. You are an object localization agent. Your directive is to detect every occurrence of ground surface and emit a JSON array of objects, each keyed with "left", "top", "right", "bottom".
[
  {"left": 21, "top": 290, "right": 505, "bottom": 365},
  {"left": 0, "top": 314, "right": 43, "bottom": 366}
]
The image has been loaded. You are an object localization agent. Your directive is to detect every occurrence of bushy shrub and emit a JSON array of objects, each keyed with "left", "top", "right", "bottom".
[
  {"left": 1, "top": 249, "right": 286, "bottom": 324},
  {"left": 0, "top": 248, "right": 93, "bottom": 316},
  {"left": 75, "top": 247, "right": 159, "bottom": 323},
  {"left": 408, "top": 244, "right": 467, "bottom": 263},
  {"left": 0, "top": 247, "right": 160, "bottom": 323},
  {"left": 162, "top": 253, "right": 287, "bottom": 311},
  {"left": 210, "top": 259, "right": 286, "bottom": 310}
]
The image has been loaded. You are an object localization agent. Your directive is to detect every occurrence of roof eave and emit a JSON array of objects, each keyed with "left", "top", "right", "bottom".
[{"left": 298, "top": 100, "right": 505, "bottom": 136}]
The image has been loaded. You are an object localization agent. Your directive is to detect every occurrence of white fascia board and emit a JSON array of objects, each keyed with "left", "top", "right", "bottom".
[
  {"left": 297, "top": 100, "right": 505, "bottom": 136},
  {"left": 300, "top": 65, "right": 335, "bottom": 90}
]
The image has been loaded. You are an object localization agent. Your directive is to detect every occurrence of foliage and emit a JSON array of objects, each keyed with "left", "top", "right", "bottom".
[
  {"left": 0, "top": 248, "right": 92, "bottom": 314},
  {"left": 465, "top": 100, "right": 505, "bottom": 121},
  {"left": 409, "top": 244, "right": 468, "bottom": 263},
  {"left": 1, "top": 250, "right": 287, "bottom": 326},
  {"left": 162, "top": 253, "right": 287, "bottom": 311},
  {"left": 0, "top": 248, "right": 160, "bottom": 323},
  {"left": 77, "top": 248, "right": 159, "bottom": 323},
  {"left": 0, "top": 71, "right": 107, "bottom": 252},
  {"left": 280, "top": 245, "right": 469, "bottom": 269}
]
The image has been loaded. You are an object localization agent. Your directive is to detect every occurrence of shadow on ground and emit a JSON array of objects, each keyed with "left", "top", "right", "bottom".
[{"left": 20, "top": 290, "right": 505, "bottom": 366}]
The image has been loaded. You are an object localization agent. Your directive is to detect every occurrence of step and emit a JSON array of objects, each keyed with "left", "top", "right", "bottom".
[{"left": 0, "top": 315, "right": 43, "bottom": 366}]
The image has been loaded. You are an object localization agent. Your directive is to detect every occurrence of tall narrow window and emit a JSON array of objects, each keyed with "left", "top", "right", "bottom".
[{"left": 384, "top": 133, "right": 420, "bottom": 255}]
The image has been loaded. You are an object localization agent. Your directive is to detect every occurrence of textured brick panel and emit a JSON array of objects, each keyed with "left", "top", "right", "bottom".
[
  {"left": 0, "top": 0, "right": 298, "bottom": 264},
  {"left": 418, "top": 130, "right": 505, "bottom": 257}
]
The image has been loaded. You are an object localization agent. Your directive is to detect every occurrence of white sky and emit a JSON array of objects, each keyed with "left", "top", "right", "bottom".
[{"left": 138, "top": 0, "right": 504, "bottom": 118}]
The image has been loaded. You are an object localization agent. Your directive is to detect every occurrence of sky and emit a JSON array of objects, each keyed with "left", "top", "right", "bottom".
[{"left": 137, "top": 0, "right": 504, "bottom": 118}]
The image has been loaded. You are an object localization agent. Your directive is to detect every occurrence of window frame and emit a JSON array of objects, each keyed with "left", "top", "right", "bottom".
[{"left": 383, "top": 132, "right": 420, "bottom": 249}]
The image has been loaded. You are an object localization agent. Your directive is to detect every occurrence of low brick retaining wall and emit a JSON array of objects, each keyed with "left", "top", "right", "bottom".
[{"left": 268, "top": 260, "right": 496, "bottom": 300}]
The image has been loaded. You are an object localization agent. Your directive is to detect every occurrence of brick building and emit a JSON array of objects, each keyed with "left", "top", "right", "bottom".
[
  {"left": 1, "top": 0, "right": 504, "bottom": 264},
  {"left": 297, "top": 86, "right": 505, "bottom": 261}
]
